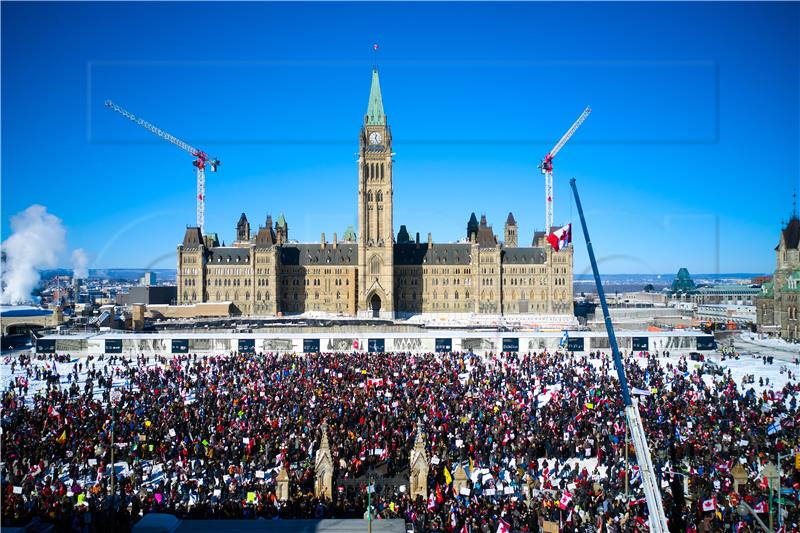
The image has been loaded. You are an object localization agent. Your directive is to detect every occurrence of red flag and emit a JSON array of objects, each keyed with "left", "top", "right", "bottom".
[
  {"left": 701, "top": 497, "right": 717, "bottom": 512},
  {"left": 496, "top": 518, "right": 511, "bottom": 533},
  {"left": 547, "top": 223, "right": 572, "bottom": 251},
  {"left": 373, "top": 44, "right": 379, "bottom": 51}
]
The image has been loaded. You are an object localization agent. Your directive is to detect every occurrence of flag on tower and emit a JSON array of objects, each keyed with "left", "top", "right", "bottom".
[
  {"left": 373, "top": 43, "right": 379, "bottom": 51},
  {"left": 547, "top": 223, "right": 572, "bottom": 251}
]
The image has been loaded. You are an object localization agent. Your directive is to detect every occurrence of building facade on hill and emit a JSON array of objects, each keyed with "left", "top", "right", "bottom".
[
  {"left": 757, "top": 208, "right": 800, "bottom": 340},
  {"left": 176, "top": 68, "right": 573, "bottom": 318}
]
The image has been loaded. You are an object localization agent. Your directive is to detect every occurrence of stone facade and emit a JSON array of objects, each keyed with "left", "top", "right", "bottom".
[
  {"left": 176, "top": 68, "right": 573, "bottom": 318},
  {"left": 757, "top": 213, "right": 800, "bottom": 340}
]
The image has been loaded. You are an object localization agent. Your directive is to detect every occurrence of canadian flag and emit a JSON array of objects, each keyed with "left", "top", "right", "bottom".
[
  {"left": 702, "top": 497, "right": 717, "bottom": 512},
  {"left": 427, "top": 492, "right": 436, "bottom": 511},
  {"left": 496, "top": 518, "right": 511, "bottom": 533},
  {"left": 559, "top": 490, "right": 573, "bottom": 510},
  {"left": 547, "top": 223, "right": 572, "bottom": 251},
  {"left": 753, "top": 501, "right": 768, "bottom": 513}
]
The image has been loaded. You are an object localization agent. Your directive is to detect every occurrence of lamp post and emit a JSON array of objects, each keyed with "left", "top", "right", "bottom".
[
  {"left": 109, "top": 388, "right": 121, "bottom": 509},
  {"left": 762, "top": 462, "right": 779, "bottom": 531},
  {"left": 367, "top": 468, "right": 375, "bottom": 533}
]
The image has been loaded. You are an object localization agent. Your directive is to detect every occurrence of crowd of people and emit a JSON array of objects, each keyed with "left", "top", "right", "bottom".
[{"left": 1, "top": 344, "right": 799, "bottom": 532}]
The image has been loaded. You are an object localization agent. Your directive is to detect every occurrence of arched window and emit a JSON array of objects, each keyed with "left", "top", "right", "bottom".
[
  {"left": 380, "top": 164, "right": 384, "bottom": 180},
  {"left": 370, "top": 255, "right": 381, "bottom": 276},
  {"left": 454, "top": 291, "right": 459, "bottom": 300},
  {"left": 191, "top": 291, "right": 196, "bottom": 301}
]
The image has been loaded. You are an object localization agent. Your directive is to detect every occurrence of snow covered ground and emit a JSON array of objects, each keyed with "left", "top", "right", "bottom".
[{"left": 737, "top": 332, "right": 800, "bottom": 356}]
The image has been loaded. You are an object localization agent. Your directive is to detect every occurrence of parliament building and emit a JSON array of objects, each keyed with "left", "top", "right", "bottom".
[{"left": 176, "top": 69, "right": 573, "bottom": 318}]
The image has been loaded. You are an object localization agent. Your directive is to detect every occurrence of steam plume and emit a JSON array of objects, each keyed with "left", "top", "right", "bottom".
[
  {"left": 71, "top": 248, "right": 89, "bottom": 280},
  {"left": 0, "top": 205, "right": 66, "bottom": 305}
]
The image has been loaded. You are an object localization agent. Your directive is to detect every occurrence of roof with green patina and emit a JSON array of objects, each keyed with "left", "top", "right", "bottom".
[
  {"left": 276, "top": 213, "right": 287, "bottom": 228},
  {"left": 366, "top": 69, "right": 385, "bottom": 126}
]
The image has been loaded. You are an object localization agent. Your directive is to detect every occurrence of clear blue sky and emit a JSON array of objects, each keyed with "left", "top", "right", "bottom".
[{"left": 2, "top": 1, "right": 798, "bottom": 275}]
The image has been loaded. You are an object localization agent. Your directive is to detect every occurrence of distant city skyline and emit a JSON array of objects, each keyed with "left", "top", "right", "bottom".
[{"left": 1, "top": 2, "right": 798, "bottom": 275}]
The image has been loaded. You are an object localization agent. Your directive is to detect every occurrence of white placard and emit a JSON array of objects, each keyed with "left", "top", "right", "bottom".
[
  {"left": 213, "top": 489, "right": 221, "bottom": 497},
  {"left": 13, "top": 486, "right": 22, "bottom": 494},
  {"left": 455, "top": 439, "right": 464, "bottom": 448},
  {"left": 482, "top": 473, "right": 493, "bottom": 484},
  {"left": 504, "top": 486, "right": 514, "bottom": 495},
  {"left": 243, "top": 438, "right": 250, "bottom": 445},
  {"left": 484, "top": 488, "right": 496, "bottom": 496},
  {"left": 431, "top": 456, "right": 440, "bottom": 465},
  {"left": 459, "top": 487, "right": 471, "bottom": 496},
  {"left": 256, "top": 470, "right": 265, "bottom": 479},
  {"left": 169, "top": 429, "right": 176, "bottom": 437}
]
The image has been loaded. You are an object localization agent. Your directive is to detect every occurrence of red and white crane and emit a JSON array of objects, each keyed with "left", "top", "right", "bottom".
[
  {"left": 540, "top": 106, "right": 591, "bottom": 230},
  {"left": 105, "top": 100, "right": 220, "bottom": 235}
]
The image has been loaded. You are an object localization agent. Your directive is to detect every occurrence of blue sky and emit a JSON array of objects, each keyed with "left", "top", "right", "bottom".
[{"left": 1, "top": 1, "right": 798, "bottom": 275}]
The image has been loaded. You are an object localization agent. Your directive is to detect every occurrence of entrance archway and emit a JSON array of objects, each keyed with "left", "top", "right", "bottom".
[{"left": 370, "top": 293, "right": 382, "bottom": 318}]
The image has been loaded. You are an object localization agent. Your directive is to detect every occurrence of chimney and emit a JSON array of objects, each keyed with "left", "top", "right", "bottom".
[
  {"left": 321, "top": 232, "right": 326, "bottom": 249},
  {"left": 427, "top": 232, "right": 433, "bottom": 248},
  {"left": 415, "top": 232, "right": 420, "bottom": 248},
  {"left": 333, "top": 232, "right": 338, "bottom": 249}
]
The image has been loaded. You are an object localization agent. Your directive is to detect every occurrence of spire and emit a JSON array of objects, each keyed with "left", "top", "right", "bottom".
[
  {"left": 506, "top": 212, "right": 517, "bottom": 226},
  {"left": 366, "top": 68, "right": 385, "bottom": 125},
  {"left": 276, "top": 213, "right": 287, "bottom": 228},
  {"left": 792, "top": 188, "right": 798, "bottom": 221}
]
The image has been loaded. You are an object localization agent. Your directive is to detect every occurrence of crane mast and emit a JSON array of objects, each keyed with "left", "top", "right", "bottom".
[
  {"left": 569, "top": 177, "right": 670, "bottom": 533},
  {"left": 540, "top": 106, "right": 591, "bottom": 230},
  {"left": 105, "top": 100, "right": 220, "bottom": 235}
]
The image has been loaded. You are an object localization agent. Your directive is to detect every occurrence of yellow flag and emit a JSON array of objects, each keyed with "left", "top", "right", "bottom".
[
  {"left": 444, "top": 466, "right": 452, "bottom": 484},
  {"left": 57, "top": 430, "right": 66, "bottom": 445},
  {"left": 247, "top": 491, "right": 256, "bottom": 503},
  {"left": 469, "top": 457, "right": 474, "bottom": 472}
]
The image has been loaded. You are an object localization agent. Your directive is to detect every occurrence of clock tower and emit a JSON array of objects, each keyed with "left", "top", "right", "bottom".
[{"left": 357, "top": 68, "right": 394, "bottom": 318}]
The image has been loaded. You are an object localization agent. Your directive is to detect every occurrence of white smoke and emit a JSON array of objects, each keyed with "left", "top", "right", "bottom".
[
  {"left": 0, "top": 205, "right": 66, "bottom": 305},
  {"left": 71, "top": 248, "right": 89, "bottom": 280}
]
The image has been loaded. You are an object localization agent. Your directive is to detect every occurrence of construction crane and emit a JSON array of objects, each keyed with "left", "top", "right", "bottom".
[
  {"left": 105, "top": 100, "right": 220, "bottom": 235},
  {"left": 540, "top": 107, "right": 591, "bottom": 231},
  {"left": 570, "top": 177, "right": 670, "bottom": 533}
]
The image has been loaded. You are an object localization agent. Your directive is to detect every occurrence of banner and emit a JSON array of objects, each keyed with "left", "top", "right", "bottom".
[
  {"left": 171, "top": 339, "right": 189, "bottom": 354},
  {"left": 502, "top": 338, "right": 519, "bottom": 352},
  {"left": 368, "top": 338, "right": 385, "bottom": 353},
  {"left": 303, "top": 339, "right": 320, "bottom": 353},
  {"left": 435, "top": 338, "right": 452, "bottom": 353},
  {"left": 105, "top": 339, "right": 123, "bottom": 354}
]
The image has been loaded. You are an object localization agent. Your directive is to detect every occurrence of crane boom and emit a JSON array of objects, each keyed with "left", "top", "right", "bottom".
[
  {"left": 105, "top": 100, "right": 220, "bottom": 234},
  {"left": 105, "top": 100, "right": 201, "bottom": 158},
  {"left": 549, "top": 106, "right": 591, "bottom": 160},
  {"left": 570, "top": 177, "right": 670, "bottom": 533},
  {"left": 540, "top": 107, "right": 591, "bottom": 231}
]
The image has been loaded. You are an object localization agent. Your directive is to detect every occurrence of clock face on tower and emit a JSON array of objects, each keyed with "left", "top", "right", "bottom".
[{"left": 368, "top": 131, "right": 383, "bottom": 145}]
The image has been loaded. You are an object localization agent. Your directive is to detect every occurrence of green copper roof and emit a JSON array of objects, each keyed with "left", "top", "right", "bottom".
[
  {"left": 276, "top": 213, "right": 287, "bottom": 228},
  {"left": 670, "top": 267, "right": 697, "bottom": 293},
  {"left": 366, "top": 69, "right": 385, "bottom": 125},
  {"left": 761, "top": 281, "right": 774, "bottom": 297},
  {"left": 343, "top": 225, "right": 357, "bottom": 241}
]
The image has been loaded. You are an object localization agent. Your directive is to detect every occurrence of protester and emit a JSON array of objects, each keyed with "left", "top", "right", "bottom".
[{"left": 1, "top": 347, "right": 798, "bottom": 532}]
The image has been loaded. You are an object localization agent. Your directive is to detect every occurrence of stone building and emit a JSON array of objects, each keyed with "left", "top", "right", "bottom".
[
  {"left": 176, "top": 68, "right": 573, "bottom": 318},
  {"left": 757, "top": 205, "right": 800, "bottom": 340}
]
